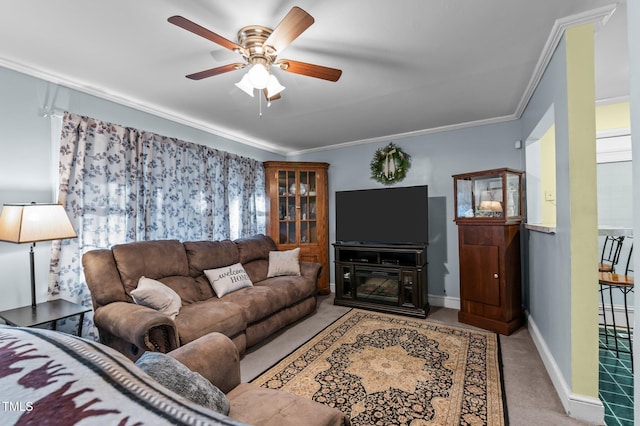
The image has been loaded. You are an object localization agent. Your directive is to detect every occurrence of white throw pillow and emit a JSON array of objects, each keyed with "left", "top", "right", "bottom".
[
  {"left": 204, "top": 263, "right": 253, "bottom": 298},
  {"left": 130, "top": 276, "right": 182, "bottom": 319},
  {"left": 267, "top": 248, "right": 301, "bottom": 278}
]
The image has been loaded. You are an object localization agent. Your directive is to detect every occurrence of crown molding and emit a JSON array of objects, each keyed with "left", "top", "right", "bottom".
[
  {"left": 290, "top": 5, "right": 619, "bottom": 157},
  {"left": 514, "top": 4, "right": 618, "bottom": 118},
  {"left": 0, "top": 56, "right": 288, "bottom": 156},
  {"left": 286, "top": 114, "right": 519, "bottom": 157},
  {"left": 1, "top": 4, "right": 620, "bottom": 158},
  {"left": 596, "top": 95, "right": 630, "bottom": 106}
]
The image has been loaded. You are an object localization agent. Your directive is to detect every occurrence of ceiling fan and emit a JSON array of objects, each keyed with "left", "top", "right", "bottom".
[{"left": 168, "top": 6, "right": 342, "bottom": 101}]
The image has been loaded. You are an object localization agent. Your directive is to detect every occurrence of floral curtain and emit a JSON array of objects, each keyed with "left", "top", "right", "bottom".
[{"left": 49, "top": 112, "right": 265, "bottom": 339}]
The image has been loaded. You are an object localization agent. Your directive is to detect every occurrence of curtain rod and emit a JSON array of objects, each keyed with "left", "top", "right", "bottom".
[{"left": 39, "top": 107, "right": 64, "bottom": 118}]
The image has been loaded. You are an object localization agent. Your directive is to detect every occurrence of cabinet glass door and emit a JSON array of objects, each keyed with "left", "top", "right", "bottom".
[
  {"left": 277, "top": 171, "right": 296, "bottom": 244},
  {"left": 401, "top": 270, "right": 416, "bottom": 308},
  {"left": 299, "top": 171, "right": 317, "bottom": 245},
  {"left": 277, "top": 170, "right": 317, "bottom": 245},
  {"left": 339, "top": 265, "right": 353, "bottom": 299}
]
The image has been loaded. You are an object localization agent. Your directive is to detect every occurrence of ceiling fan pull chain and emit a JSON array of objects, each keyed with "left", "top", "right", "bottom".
[{"left": 259, "top": 90, "right": 263, "bottom": 118}]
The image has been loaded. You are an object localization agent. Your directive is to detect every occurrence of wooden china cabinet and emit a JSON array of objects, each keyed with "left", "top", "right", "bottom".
[
  {"left": 453, "top": 168, "right": 524, "bottom": 335},
  {"left": 264, "top": 161, "right": 330, "bottom": 295}
]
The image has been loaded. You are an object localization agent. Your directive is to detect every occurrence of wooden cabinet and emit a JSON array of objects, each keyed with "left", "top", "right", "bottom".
[
  {"left": 264, "top": 161, "right": 329, "bottom": 295},
  {"left": 333, "top": 242, "right": 429, "bottom": 318},
  {"left": 453, "top": 168, "right": 524, "bottom": 335},
  {"left": 456, "top": 224, "right": 522, "bottom": 334}
]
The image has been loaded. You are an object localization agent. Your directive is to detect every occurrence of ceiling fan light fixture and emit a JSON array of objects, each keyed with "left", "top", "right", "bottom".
[
  {"left": 169, "top": 7, "right": 342, "bottom": 104},
  {"left": 266, "top": 74, "right": 285, "bottom": 98},
  {"left": 247, "top": 63, "right": 270, "bottom": 89},
  {"left": 235, "top": 73, "right": 255, "bottom": 97}
]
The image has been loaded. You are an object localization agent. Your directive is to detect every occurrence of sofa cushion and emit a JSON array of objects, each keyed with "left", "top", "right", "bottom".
[
  {"left": 235, "top": 234, "right": 277, "bottom": 264},
  {"left": 218, "top": 285, "right": 288, "bottom": 324},
  {"left": 0, "top": 325, "right": 243, "bottom": 425},
  {"left": 267, "top": 248, "right": 301, "bottom": 278},
  {"left": 242, "top": 259, "right": 270, "bottom": 284},
  {"left": 255, "top": 275, "right": 318, "bottom": 307},
  {"left": 112, "top": 240, "right": 190, "bottom": 294},
  {"left": 175, "top": 300, "right": 246, "bottom": 345},
  {"left": 228, "top": 383, "right": 349, "bottom": 426},
  {"left": 160, "top": 275, "right": 215, "bottom": 304},
  {"left": 205, "top": 263, "right": 253, "bottom": 298},
  {"left": 130, "top": 276, "right": 182, "bottom": 319},
  {"left": 185, "top": 240, "right": 240, "bottom": 277},
  {"left": 136, "top": 351, "right": 230, "bottom": 415}
]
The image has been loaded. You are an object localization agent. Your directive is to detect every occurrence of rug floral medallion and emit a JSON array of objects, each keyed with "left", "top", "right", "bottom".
[{"left": 252, "top": 309, "right": 505, "bottom": 426}]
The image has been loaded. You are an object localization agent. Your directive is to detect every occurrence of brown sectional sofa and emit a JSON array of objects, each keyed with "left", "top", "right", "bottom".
[
  {"left": 181, "top": 331, "right": 350, "bottom": 425},
  {"left": 83, "top": 234, "right": 320, "bottom": 360},
  {"left": 1, "top": 325, "right": 350, "bottom": 425}
]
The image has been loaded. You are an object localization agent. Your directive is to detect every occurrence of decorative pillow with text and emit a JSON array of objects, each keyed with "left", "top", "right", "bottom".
[{"left": 205, "top": 263, "right": 253, "bottom": 298}]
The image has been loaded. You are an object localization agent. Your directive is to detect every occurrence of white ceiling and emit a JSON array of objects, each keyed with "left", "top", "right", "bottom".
[{"left": 0, "top": 1, "right": 628, "bottom": 155}]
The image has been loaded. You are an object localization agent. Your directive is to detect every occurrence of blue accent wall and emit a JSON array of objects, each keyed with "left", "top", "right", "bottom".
[{"left": 289, "top": 121, "right": 523, "bottom": 302}]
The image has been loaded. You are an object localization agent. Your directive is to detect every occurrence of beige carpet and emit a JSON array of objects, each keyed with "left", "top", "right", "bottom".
[{"left": 252, "top": 309, "right": 505, "bottom": 426}]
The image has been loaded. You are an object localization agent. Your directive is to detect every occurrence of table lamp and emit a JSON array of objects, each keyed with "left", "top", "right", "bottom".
[
  {"left": 0, "top": 203, "right": 77, "bottom": 308},
  {"left": 479, "top": 200, "right": 503, "bottom": 212}
]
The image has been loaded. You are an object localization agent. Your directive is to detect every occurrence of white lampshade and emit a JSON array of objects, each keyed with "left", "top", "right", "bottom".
[
  {"left": 0, "top": 203, "right": 77, "bottom": 308},
  {"left": 0, "top": 203, "right": 77, "bottom": 243},
  {"left": 479, "top": 201, "right": 503, "bottom": 212},
  {"left": 265, "top": 74, "right": 285, "bottom": 98},
  {"left": 235, "top": 74, "right": 255, "bottom": 97},
  {"left": 247, "top": 63, "right": 270, "bottom": 89}
]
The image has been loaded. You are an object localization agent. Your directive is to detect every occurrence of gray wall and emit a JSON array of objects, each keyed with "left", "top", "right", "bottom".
[
  {"left": 289, "top": 120, "right": 523, "bottom": 304},
  {"left": 519, "top": 36, "right": 574, "bottom": 386},
  {"left": 0, "top": 65, "right": 284, "bottom": 311}
]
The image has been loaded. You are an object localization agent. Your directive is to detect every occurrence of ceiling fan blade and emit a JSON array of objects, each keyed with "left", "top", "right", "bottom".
[
  {"left": 263, "top": 6, "right": 314, "bottom": 53},
  {"left": 168, "top": 15, "right": 242, "bottom": 52},
  {"left": 263, "top": 88, "right": 282, "bottom": 101},
  {"left": 277, "top": 59, "right": 342, "bottom": 82},
  {"left": 186, "top": 63, "right": 245, "bottom": 80}
]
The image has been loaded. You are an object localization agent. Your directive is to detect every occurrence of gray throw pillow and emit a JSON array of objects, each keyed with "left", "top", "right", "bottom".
[
  {"left": 130, "top": 276, "right": 182, "bottom": 319},
  {"left": 267, "top": 248, "right": 301, "bottom": 277},
  {"left": 135, "top": 351, "right": 230, "bottom": 415}
]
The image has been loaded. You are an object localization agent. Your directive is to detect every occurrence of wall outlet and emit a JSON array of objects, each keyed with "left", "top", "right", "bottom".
[{"left": 544, "top": 190, "right": 555, "bottom": 201}]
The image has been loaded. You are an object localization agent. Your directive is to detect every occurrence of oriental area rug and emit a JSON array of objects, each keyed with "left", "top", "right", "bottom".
[{"left": 252, "top": 309, "right": 506, "bottom": 426}]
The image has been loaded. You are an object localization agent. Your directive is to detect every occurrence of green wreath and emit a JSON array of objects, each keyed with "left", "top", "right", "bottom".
[{"left": 370, "top": 142, "right": 411, "bottom": 185}]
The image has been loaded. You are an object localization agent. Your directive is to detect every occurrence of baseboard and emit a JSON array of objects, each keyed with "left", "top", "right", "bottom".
[
  {"left": 326, "top": 285, "right": 461, "bottom": 311},
  {"left": 526, "top": 313, "right": 605, "bottom": 424},
  {"left": 428, "top": 294, "right": 461, "bottom": 310},
  {"left": 599, "top": 303, "right": 634, "bottom": 329}
]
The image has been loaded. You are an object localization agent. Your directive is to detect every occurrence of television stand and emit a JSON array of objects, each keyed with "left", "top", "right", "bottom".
[{"left": 333, "top": 242, "right": 429, "bottom": 318}]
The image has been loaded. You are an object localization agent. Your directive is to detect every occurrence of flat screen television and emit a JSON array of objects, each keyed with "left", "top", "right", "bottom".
[{"left": 335, "top": 185, "right": 428, "bottom": 245}]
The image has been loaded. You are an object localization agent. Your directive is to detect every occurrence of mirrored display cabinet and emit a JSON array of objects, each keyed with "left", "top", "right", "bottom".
[
  {"left": 454, "top": 168, "right": 523, "bottom": 223},
  {"left": 452, "top": 168, "right": 525, "bottom": 335}
]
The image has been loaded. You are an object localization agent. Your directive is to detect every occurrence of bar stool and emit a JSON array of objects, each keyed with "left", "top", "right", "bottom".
[
  {"left": 599, "top": 243, "right": 634, "bottom": 371},
  {"left": 599, "top": 235, "right": 625, "bottom": 273}
]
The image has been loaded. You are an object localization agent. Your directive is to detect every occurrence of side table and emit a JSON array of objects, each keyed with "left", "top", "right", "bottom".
[{"left": 0, "top": 299, "right": 90, "bottom": 336}]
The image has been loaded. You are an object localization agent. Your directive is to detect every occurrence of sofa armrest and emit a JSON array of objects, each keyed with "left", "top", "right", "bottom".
[
  {"left": 93, "top": 302, "right": 179, "bottom": 360},
  {"left": 300, "top": 261, "right": 322, "bottom": 281},
  {"left": 168, "top": 332, "right": 241, "bottom": 394}
]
